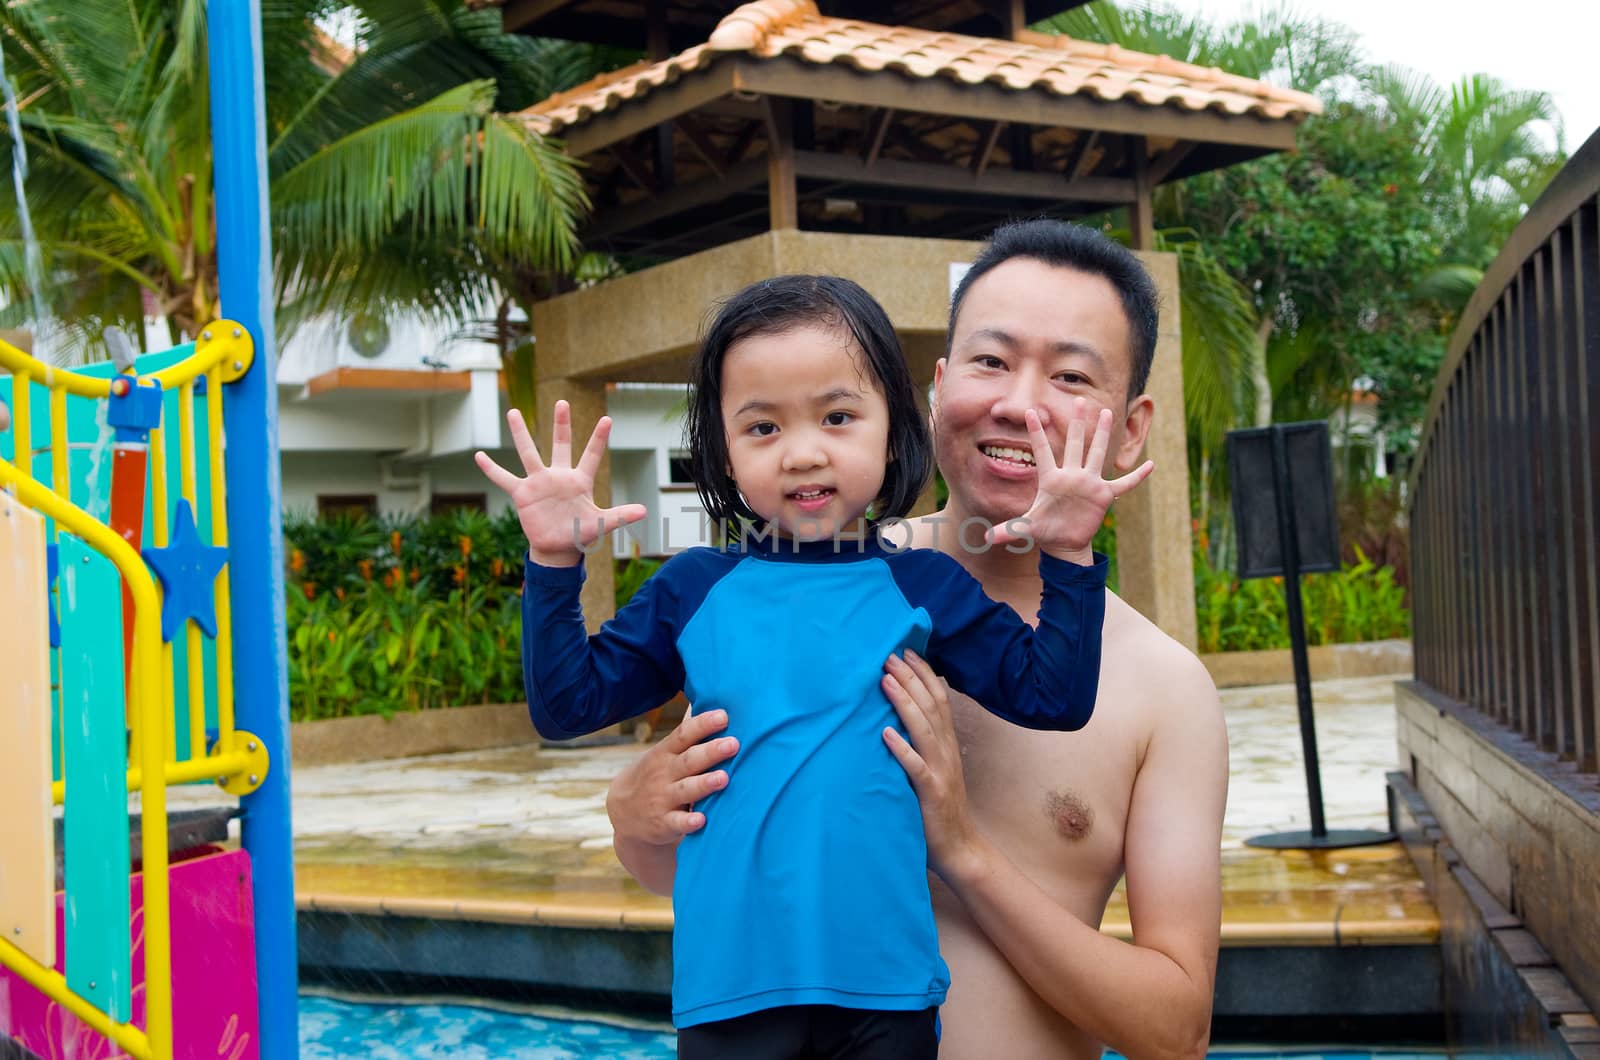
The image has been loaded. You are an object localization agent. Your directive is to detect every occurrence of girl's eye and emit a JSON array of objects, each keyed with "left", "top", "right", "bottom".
[
  {"left": 749, "top": 422, "right": 778, "bottom": 437},
  {"left": 824, "top": 411, "right": 853, "bottom": 426}
]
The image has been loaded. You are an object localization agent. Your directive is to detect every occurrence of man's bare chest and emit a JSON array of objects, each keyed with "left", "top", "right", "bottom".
[{"left": 950, "top": 693, "right": 1138, "bottom": 895}]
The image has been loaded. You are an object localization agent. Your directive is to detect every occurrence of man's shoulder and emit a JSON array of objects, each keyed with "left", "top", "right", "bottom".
[
  {"left": 1103, "top": 592, "right": 1221, "bottom": 732},
  {"left": 1105, "top": 593, "right": 1212, "bottom": 680}
]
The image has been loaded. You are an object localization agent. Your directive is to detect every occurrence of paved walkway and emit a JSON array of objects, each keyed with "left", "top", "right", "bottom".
[{"left": 170, "top": 673, "right": 1435, "bottom": 943}]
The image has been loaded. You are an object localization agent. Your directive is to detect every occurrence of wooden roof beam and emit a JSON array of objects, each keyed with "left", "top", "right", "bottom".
[
  {"left": 500, "top": 0, "right": 575, "bottom": 34},
  {"left": 674, "top": 114, "right": 725, "bottom": 177},
  {"left": 1063, "top": 129, "right": 1101, "bottom": 180},
  {"left": 765, "top": 97, "right": 798, "bottom": 230},
  {"left": 1129, "top": 134, "right": 1154, "bottom": 250},
  {"left": 1147, "top": 140, "right": 1198, "bottom": 185},
  {"left": 863, "top": 107, "right": 896, "bottom": 167},
  {"left": 971, "top": 120, "right": 1006, "bottom": 177},
  {"left": 730, "top": 59, "right": 1301, "bottom": 153},
  {"left": 561, "top": 64, "right": 736, "bottom": 158},
  {"left": 584, "top": 157, "right": 769, "bottom": 240},
  {"left": 724, "top": 120, "right": 761, "bottom": 169},
  {"left": 608, "top": 138, "right": 659, "bottom": 195},
  {"left": 795, "top": 150, "right": 1137, "bottom": 205}
]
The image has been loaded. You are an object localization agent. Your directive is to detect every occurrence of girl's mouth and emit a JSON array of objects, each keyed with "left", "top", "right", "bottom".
[{"left": 788, "top": 487, "right": 836, "bottom": 512}]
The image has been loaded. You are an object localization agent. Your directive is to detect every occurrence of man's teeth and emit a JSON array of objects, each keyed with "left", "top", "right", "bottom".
[{"left": 982, "top": 445, "right": 1035, "bottom": 465}]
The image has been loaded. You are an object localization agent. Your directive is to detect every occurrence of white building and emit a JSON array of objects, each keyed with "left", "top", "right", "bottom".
[{"left": 274, "top": 317, "right": 702, "bottom": 557}]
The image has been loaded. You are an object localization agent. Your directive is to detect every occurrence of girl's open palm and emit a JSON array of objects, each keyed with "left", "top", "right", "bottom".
[
  {"left": 987, "top": 399, "right": 1154, "bottom": 562},
  {"left": 476, "top": 401, "right": 647, "bottom": 567}
]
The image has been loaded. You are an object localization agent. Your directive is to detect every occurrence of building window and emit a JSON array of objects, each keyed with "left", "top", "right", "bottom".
[
  {"left": 317, "top": 494, "right": 377, "bottom": 521},
  {"left": 668, "top": 450, "right": 694, "bottom": 484},
  {"left": 431, "top": 492, "right": 487, "bottom": 517}
]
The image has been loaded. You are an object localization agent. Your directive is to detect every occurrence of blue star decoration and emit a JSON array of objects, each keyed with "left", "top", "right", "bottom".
[
  {"left": 46, "top": 543, "right": 60, "bottom": 648},
  {"left": 142, "top": 499, "right": 229, "bottom": 642}
]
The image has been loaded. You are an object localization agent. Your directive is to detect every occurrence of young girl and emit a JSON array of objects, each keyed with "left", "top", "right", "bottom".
[{"left": 476, "top": 275, "right": 1151, "bottom": 1059}]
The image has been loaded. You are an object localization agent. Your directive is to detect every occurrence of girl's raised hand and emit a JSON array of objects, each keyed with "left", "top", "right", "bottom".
[
  {"left": 986, "top": 398, "right": 1154, "bottom": 563},
  {"left": 475, "top": 401, "right": 647, "bottom": 567}
]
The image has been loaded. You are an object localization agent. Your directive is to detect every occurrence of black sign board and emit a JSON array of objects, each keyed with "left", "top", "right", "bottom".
[
  {"left": 1224, "top": 420, "right": 1392, "bottom": 851},
  {"left": 1228, "top": 421, "right": 1340, "bottom": 578}
]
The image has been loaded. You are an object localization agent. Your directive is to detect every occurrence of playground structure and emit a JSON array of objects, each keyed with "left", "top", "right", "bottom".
[{"left": 0, "top": 3, "right": 296, "bottom": 1059}]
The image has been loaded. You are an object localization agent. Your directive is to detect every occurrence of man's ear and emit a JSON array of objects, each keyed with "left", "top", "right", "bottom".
[
  {"left": 1113, "top": 393, "right": 1155, "bottom": 472},
  {"left": 929, "top": 358, "right": 947, "bottom": 426}
]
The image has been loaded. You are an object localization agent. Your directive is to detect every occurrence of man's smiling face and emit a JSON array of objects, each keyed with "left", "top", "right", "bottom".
[{"left": 933, "top": 257, "right": 1154, "bottom": 526}]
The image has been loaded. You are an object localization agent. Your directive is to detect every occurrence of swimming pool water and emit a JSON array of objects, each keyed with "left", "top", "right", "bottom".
[
  {"left": 299, "top": 994, "right": 677, "bottom": 1059},
  {"left": 299, "top": 994, "right": 1445, "bottom": 1059}
]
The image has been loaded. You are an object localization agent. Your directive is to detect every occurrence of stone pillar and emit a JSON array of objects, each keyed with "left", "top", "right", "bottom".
[
  {"left": 903, "top": 331, "right": 943, "bottom": 518},
  {"left": 535, "top": 376, "right": 617, "bottom": 633},
  {"left": 1117, "top": 253, "right": 1197, "bottom": 651}
]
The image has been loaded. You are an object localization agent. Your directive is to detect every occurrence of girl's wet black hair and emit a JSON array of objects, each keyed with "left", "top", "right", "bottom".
[{"left": 687, "top": 274, "right": 933, "bottom": 526}]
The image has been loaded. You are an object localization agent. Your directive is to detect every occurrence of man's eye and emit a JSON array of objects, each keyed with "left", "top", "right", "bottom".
[
  {"left": 978, "top": 355, "right": 1005, "bottom": 369},
  {"left": 824, "top": 411, "right": 853, "bottom": 426},
  {"left": 749, "top": 422, "right": 778, "bottom": 437},
  {"left": 1056, "top": 373, "right": 1087, "bottom": 386}
]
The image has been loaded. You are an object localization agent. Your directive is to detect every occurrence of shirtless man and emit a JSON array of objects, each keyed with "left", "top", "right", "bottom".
[{"left": 607, "top": 220, "right": 1229, "bottom": 1060}]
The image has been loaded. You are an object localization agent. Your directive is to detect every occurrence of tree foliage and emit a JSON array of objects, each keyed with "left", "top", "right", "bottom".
[
  {"left": 1048, "top": 1, "right": 1566, "bottom": 502},
  {"left": 0, "top": 0, "right": 605, "bottom": 360}
]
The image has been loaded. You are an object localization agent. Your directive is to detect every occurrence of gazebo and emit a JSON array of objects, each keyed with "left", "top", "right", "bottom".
[{"left": 490, "top": 0, "right": 1321, "bottom": 646}]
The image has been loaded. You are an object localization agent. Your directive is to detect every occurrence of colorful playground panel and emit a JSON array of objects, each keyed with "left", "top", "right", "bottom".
[
  {"left": 0, "top": 847, "right": 260, "bottom": 1060},
  {"left": 0, "top": 347, "right": 222, "bottom": 779},
  {"left": 0, "top": 490, "right": 56, "bottom": 971}
]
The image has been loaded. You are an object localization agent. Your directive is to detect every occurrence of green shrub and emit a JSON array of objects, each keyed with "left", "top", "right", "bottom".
[
  {"left": 283, "top": 510, "right": 662, "bottom": 720},
  {"left": 281, "top": 507, "right": 1410, "bottom": 718},
  {"left": 1194, "top": 544, "right": 1409, "bottom": 653},
  {"left": 287, "top": 581, "right": 523, "bottom": 721}
]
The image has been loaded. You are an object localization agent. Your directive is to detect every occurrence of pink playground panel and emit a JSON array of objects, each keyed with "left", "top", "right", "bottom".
[{"left": 0, "top": 848, "right": 260, "bottom": 1060}]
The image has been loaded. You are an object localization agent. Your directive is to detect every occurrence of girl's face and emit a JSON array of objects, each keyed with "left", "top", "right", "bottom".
[{"left": 720, "top": 323, "right": 892, "bottom": 541}]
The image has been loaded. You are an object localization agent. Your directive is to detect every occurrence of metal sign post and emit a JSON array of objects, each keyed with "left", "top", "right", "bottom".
[{"left": 1227, "top": 422, "right": 1394, "bottom": 850}]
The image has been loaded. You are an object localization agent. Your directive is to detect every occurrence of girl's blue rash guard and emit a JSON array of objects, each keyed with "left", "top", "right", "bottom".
[{"left": 521, "top": 532, "right": 1107, "bottom": 1028}]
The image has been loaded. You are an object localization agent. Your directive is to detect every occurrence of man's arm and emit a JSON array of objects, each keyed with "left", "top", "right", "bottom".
[
  {"left": 883, "top": 649, "right": 1228, "bottom": 1060},
  {"left": 606, "top": 708, "right": 740, "bottom": 896}
]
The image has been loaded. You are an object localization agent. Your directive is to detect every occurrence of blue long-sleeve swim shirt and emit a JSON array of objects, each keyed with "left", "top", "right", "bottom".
[{"left": 521, "top": 531, "right": 1107, "bottom": 1028}]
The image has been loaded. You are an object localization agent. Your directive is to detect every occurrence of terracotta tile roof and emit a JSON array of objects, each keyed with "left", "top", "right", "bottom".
[{"left": 523, "top": 0, "right": 1322, "bottom": 137}]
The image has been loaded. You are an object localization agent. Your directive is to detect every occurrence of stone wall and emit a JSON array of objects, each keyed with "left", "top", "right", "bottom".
[
  {"left": 1389, "top": 770, "right": 1599, "bottom": 1058},
  {"left": 1395, "top": 680, "right": 1600, "bottom": 1025},
  {"left": 1202, "top": 638, "right": 1410, "bottom": 688}
]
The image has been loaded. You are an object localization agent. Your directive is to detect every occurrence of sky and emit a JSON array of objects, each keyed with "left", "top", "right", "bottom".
[{"left": 1157, "top": 0, "right": 1597, "bottom": 151}]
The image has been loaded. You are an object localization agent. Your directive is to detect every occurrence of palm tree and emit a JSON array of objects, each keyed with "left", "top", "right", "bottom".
[
  {"left": 1042, "top": 1, "right": 1369, "bottom": 433},
  {"left": 1368, "top": 67, "right": 1564, "bottom": 305},
  {"left": 0, "top": 0, "right": 598, "bottom": 361},
  {"left": 1041, "top": 1, "right": 1363, "bottom": 97}
]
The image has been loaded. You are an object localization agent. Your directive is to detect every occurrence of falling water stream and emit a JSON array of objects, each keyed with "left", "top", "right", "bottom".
[{"left": 1, "top": 39, "right": 56, "bottom": 363}]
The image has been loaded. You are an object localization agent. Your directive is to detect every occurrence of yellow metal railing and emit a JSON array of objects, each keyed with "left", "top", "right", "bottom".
[{"left": 0, "top": 324, "right": 265, "bottom": 1060}]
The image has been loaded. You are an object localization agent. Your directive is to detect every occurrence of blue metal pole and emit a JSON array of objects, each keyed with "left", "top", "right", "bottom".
[{"left": 206, "top": 2, "right": 297, "bottom": 1056}]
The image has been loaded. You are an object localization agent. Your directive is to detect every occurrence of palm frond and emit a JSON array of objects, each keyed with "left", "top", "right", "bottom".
[
  {"left": 1160, "top": 230, "right": 1258, "bottom": 450},
  {"left": 472, "top": 115, "right": 586, "bottom": 269},
  {"left": 272, "top": 80, "right": 497, "bottom": 255},
  {"left": 1411, "top": 264, "right": 1482, "bottom": 310}
]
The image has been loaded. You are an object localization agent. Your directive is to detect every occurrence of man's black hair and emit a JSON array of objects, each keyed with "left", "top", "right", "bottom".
[
  {"left": 949, "top": 220, "right": 1160, "bottom": 399},
  {"left": 687, "top": 274, "right": 933, "bottom": 525}
]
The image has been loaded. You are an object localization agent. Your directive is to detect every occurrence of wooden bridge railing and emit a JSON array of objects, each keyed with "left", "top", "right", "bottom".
[{"left": 1410, "top": 126, "right": 1600, "bottom": 773}]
